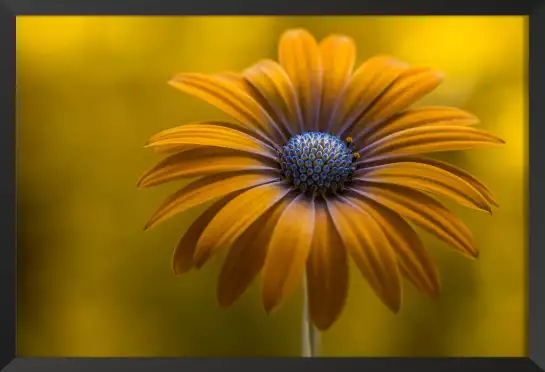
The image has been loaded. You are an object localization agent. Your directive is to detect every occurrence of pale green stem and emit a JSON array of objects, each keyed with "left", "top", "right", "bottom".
[{"left": 302, "top": 274, "right": 320, "bottom": 357}]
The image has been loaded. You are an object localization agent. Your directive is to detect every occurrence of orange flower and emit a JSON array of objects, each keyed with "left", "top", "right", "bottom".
[{"left": 139, "top": 28, "right": 503, "bottom": 331}]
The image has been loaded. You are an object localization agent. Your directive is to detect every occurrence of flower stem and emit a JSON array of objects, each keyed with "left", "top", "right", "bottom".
[{"left": 302, "top": 274, "right": 320, "bottom": 357}]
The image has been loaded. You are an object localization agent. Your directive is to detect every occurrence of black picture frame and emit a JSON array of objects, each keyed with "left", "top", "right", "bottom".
[{"left": 2, "top": 0, "right": 544, "bottom": 371}]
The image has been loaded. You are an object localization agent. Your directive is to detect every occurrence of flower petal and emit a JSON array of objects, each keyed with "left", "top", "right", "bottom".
[
  {"left": 148, "top": 121, "right": 277, "bottom": 155},
  {"left": 354, "top": 161, "right": 492, "bottom": 213},
  {"left": 138, "top": 147, "right": 277, "bottom": 189},
  {"left": 144, "top": 172, "right": 280, "bottom": 230},
  {"left": 356, "top": 156, "right": 498, "bottom": 207},
  {"left": 356, "top": 106, "right": 480, "bottom": 144},
  {"left": 217, "top": 195, "right": 294, "bottom": 307},
  {"left": 169, "top": 73, "right": 286, "bottom": 145},
  {"left": 346, "top": 191, "right": 441, "bottom": 297},
  {"left": 355, "top": 182, "right": 478, "bottom": 258},
  {"left": 325, "top": 197, "right": 402, "bottom": 313},
  {"left": 332, "top": 55, "right": 408, "bottom": 136},
  {"left": 306, "top": 199, "right": 349, "bottom": 330},
  {"left": 145, "top": 123, "right": 278, "bottom": 160},
  {"left": 151, "top": 144, "right": 199, "bottom": 156},
  {"left": 318, "top": 35, "right": 356, "bottom": 132},
  {"left": 347, "top": 67, "right": 444, "bottom": 138},
  {"left": 279, "top": 28, "right": 322, "bottom": 132},
  {"left": 261, "top": 194, "right": 316, "bottom": 313},
  {"left": 216, "top": 71, "right": 294, "bottom": 139},
  {"left": 243, "top": 60, "right": 301, "bottom": 137},
  {"left": 214, "top": 71, "right": 248, "bottom": 90},
  {"left": 362, "top": 125, "right": 505, "bottom": 160},
  {"left": 172, "top": 194, "right": 239, "bottom": 275},
  {"left": 194, "top": 182, "right": 291, "bottom": 268}
]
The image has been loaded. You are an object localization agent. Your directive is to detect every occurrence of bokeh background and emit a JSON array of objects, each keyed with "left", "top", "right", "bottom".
[{"left": 16, "top": 16, "right": 527, "bottom": 357}]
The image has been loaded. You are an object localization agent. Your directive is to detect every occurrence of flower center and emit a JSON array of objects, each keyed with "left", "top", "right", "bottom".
[{"left": 279, "top": 132, "right": 358, "bottom": 195}]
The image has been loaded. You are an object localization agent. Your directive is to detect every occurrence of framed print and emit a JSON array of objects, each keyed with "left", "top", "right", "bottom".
[{"left": 2, "top": 1, "right": 544, "bottom": 371}]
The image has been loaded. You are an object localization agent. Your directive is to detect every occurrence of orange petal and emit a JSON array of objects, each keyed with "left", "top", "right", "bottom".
[
  {"left": 148, "top": 121, "right": 278, "bottom": 155},
  {"left": 363, "top": 125, "right": 505, "bottom": 160},
  {"left": 172, "top": 194, "right": 238, "bottom": 275},
  {"left": 354, "top": 182, "right": 478, "bottom": 258},
  {"left": 348, "top": 67, "right": 444, "bottom": 137},
  {"left": 151, "top": 144, "right": 198, "bottom": 156},
  {"left": 243, "top": 60, "right": 301, "bottom": 137},
  {"left": 169, "top": 73, "right": 286, "bottom": 145},
  {"left": 214, "top": 71, "right": 248, "bottom": 90},
  {"left": 144, "top": 172, "right": 279, "bottom": 230},
  {"left": 325, "top": 197, "right": 402, "bottom": 313},
  {"left": 354, "top": 162, "right": 492, "bottom": 213},
  {"left": 145, "top": 123, "right": 278, "bottom": 160},
  {"left": 279, "top": 28, "right": 322, "bottom": 132},
  {"left": 360, "top": 156, "right": 499, "bottom": 208},
  {"left": 217, "top": 195, "right": 294, "bottom": 307},
  {"left": 318, "top": 35, "right": 356, "bottom": 132},
  {"left": 194, "top": 182, "right": 291, "bottom": 268},
  {"left": 332, "top": 55, "right": 408, "bottom": 136},
  {"left": 357, "top": 106, "right": 480, "bottom": 145},
  {"left": 346, "top": 192, "right": 440, "bottom": 297},
  {"left": 216, "top": 71, "right": 294, "bottom": 140},
  {"left": 306, "top": 199, "right": 349, "bottom": 330},
  {"left": 261, "top": 194, "right": 316, "bottom": 313},
  {"left": 137, "top": 147, "right": 277, "bottom": 189}
]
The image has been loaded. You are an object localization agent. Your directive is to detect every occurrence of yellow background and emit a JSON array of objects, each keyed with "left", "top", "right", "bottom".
[{"left": 16, "top": 16, "right": 527, "bottom": 357}]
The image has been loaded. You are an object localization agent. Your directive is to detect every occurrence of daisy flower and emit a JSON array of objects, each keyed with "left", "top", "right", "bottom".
[{"left": 138, "top": 28, "right": 503, "bottom": 350}]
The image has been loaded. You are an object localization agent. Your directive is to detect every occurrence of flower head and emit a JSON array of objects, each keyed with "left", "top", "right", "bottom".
[{"left": 139, "top": 28, "right": 503, "bottom": 331}]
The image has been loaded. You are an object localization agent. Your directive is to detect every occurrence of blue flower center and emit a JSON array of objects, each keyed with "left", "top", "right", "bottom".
[{"left": 279, "top": 132, "right": 357, "bottom": 195}]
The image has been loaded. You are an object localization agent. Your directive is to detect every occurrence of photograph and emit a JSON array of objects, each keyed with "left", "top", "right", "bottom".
[{"left": 16, "top": 15, "right": 527, "bottom": 358}]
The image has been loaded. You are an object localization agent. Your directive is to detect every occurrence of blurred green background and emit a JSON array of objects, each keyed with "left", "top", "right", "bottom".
[{"left": 16, "top": 16, "right": 527, "bottom": 357}]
